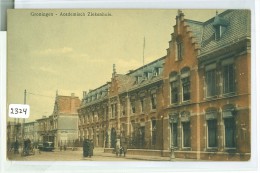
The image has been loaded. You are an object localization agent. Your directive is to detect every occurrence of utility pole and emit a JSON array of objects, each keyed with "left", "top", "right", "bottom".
[{"left": 21, "top": 89, "right": 26, "bottom": 142}]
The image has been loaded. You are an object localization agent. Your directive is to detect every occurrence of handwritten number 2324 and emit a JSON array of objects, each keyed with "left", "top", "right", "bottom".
[{"left": 10, "top": 108, "right": 27, "bottom": 115}]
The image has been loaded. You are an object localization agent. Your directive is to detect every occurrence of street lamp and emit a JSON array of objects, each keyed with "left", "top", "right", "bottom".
[
  {"left": 161, "top": 115, "right": 164, "bottom": 157},
  {"left": 170, "top": 117, "right": 175, "bottom": 160}
]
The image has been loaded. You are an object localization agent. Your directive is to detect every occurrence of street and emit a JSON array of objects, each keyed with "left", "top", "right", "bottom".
[{"left": 7, "top": 147, "right": 175, "bottom": 161}]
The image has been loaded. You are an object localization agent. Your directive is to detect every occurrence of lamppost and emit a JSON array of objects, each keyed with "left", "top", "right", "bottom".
[
  {"left": 161, "top": 115, "right": 164, "bottom": 157},
  {"left": 170, "top": 117, "right": 175, "bottom": 160}
]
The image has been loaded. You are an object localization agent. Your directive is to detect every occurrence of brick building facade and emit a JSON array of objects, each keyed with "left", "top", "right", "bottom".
[
  {"left": 78, "top": 10, "right": 251, "bottom": 161},
  {"left": 36, "top": 93, "right": 81, "bottom": 148}
]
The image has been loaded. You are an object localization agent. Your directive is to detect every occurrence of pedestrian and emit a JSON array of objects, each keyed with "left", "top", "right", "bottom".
[
  {"left": 14, "top": 140, "right": 19, "bottom": 154},
  {"left": 60, "top": 145, "right": 62, "bottom": 151},
  {"left": 89, "top": 139, "right": 94, "bottom": 157},
  {"left": 83, "top": 139, "right": 90, "bottom": 157}
]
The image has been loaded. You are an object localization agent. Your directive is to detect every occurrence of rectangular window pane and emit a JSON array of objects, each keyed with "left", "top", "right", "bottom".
[
  {"left": 182, "top": 77, "right": 190, "bottom": 101},
  {"left": 151, "top": 94, "right": 157, "bottom": 109},
  {"left": 172, "top": 123, "right": 178, "bottom": 147},
  {"left": 131, "top": 102, "right": 135, "bottom": 113},
  {"left": 140, "top": 99, "right": 144, "bottom": 112},
  {"left": 183, "top": 122, "right": 191, "bottom": 147},
  {"left": 206, "top": 70, "right": 216, "bottom": 97},
  {"left": 224, "top": 118, "right": 236, "bottom": 148},
  {"left": 223, "top": 64, "right": 235, "bottom": 94},
  {"left": 171, "top": 81, "right": 179, "bottom": 104},
  {"left": 208, "top": 120, "right": 217, "bottom": 148},
  {"left": 152, "top": 120, "right": 156, "bottom": 145},
  {"left": 177, "top": 42, "right": 183, "bottom": 59}
]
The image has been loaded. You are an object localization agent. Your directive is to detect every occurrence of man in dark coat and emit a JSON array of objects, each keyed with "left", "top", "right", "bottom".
[{"left": 89, "top": 139, "right": 94, "bottom": 157}]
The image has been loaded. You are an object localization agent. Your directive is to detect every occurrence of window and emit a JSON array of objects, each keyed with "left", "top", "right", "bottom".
[
  {"left": 131, "top": 101, "right": 136, "bottom": 114},
  {"left": 215, "top": 25, "right": 227, "bottom": 40},
  {"left": 121, "top": 103, "right": 126, "bottom": 116},
  {"left": 111, "top": 104, "right": 116, "bottom": 118},
  {"left": 171, "top": 123, "right": 178, "bottom": 147},
  {"left": 181, "top": 67, "right": 191, "bottom": 102},
  {"left": 151, "top": 93, "right": 157, "bottom": 109},
  {"left": 170, "top": 81, "right": 179, "bottom": 104},
  {"left": 176, "top": 41, "right": 183, "bottom": 60},
  {"left": 224, "top": 117, "right": 236, "bottom": 148},
  {"left": 140, "top": 98, "right": 144, "bottom": 113},
  {"left": 182, "top": 77, "right": 190, "bottom": 101},
  {"left": 144, "top": 71, "right": 152, "bottom": 79},
  {"left": 182, "top": 122, "right": 191, "bottom": 147},
  {"left": 154, "top": 67, "right": 162, "bottom": 76},
  {"left": 205, "top": 68, "right": 217, "bottom": 97},
  {"left": 223, "top": 64, "right": 235, "bottom": 94},
  {"left": 170, "top": 72, "right": 179, "bottom": 104},
  {"left": 207, "top": 119, "right": 218, "bottom": 148},
  {"left": 151, "top": 120, "right": 156, "bottom": 145}
]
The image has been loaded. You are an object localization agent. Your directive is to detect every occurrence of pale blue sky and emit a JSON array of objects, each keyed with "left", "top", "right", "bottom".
[{"left": 7, "top": 9, "right": 224, "bottom": 121}]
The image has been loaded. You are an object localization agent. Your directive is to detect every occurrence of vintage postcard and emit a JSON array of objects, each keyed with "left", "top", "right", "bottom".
[{"left": 6, "top": 9, "right": 251, "bottom": 162}]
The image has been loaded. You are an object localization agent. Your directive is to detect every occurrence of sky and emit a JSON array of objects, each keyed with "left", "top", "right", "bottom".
[{"left": 7, "top": 9, "right": 224, "bottom": 122}]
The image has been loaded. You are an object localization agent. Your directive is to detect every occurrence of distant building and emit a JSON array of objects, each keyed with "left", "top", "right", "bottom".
[
  {"left": 78, "top": 10, "right": 251, "bottom": 161},
  {"left": 36, "top": 116, "right": 51, "bottom": 143},
  {"left": 51, "top": 93, "right": 81, "bottom": 147},
  {"left": 7, "top": 121, "right": 19, "bottom": 148},
  {"left": 35, "top": 93, "right": 80, "bottom": 147},
  {"left": 24, "top": 121, "right": 38, "bottom": 143}
]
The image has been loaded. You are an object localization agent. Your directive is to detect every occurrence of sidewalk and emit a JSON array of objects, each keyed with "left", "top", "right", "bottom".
[{"left": 91, "top": 147, "right": 198, "bottom": 161}]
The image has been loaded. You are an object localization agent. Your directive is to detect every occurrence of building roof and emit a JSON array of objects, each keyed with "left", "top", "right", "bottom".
[
  {"left": 80, "top": 10, "right": 250, "bottom": 106},
  {"left": 184, "top": 19, "right": 203, "bottom": 43},
  {"left": 182, "top": 10, "right": 250, "bottom": 57},
  {"left": 199, "top": 10, "right": 250, "bottom": 56}
]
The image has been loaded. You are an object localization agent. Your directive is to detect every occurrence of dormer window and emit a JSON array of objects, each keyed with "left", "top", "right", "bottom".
[
  {"left": 153, "top": 67, "right": 162, "bottom": 77},
  {"left": 213, "top": 11, "right": 228, "bottom": 40}
]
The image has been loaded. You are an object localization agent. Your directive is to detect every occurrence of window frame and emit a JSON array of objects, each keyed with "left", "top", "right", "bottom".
[
  {"left": 131, "top": 101, "right": 136, "bottom": 114},
  {"left": 205, "top": 65, "right": 217, "bottom": 98},
  {"left": 224, "top": 117, "right": 236, "bottom": 149},
  {"left": 151, "top": 119, "right": 157, "bottom": 145},
  {"left": 222, "top": 63, "right": 235, "bottom": 95},
  {"left": 140, "top": 98, "right": 144, "bottom": 113},
  {"left": 176, "top": 40, "right": 184, "bottom": 61},
  {"left": 181, "top": 67, "right": 191, "bottom": 102},
  {"left": 151, "top": 93, "right": 157, "bottom": 110},
  {"left": 182, "top": 121, "right": 191, "bottom": 148},
  {"left": 207, "top": 119, "right": 218, "bottom": 148}
]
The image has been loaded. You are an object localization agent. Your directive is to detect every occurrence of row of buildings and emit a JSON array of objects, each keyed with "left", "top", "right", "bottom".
[
  {"left": 77, "top": 10, "right": 251, "bottom": 161},
  {"left": 7, "top": 93, "right": 81, "bottom": 148},
  {"left": 7, "top": 10, "right": 251, "bottom": 161}
]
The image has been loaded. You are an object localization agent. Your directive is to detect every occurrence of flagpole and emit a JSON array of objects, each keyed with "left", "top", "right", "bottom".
[{"left": 143, "top": 37, "right": 145, "bottom": 66}]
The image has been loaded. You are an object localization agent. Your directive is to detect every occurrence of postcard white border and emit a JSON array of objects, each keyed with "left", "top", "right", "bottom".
[{"left": 1, "top": 0, "right": 259, "bottom": 173}]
